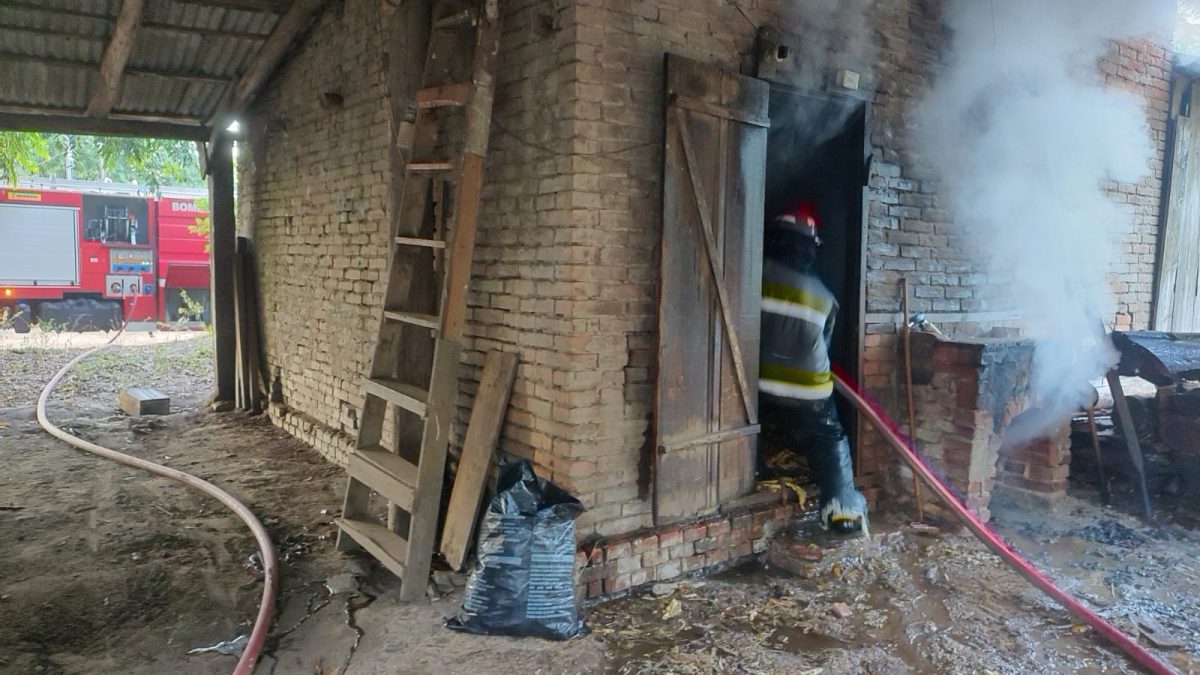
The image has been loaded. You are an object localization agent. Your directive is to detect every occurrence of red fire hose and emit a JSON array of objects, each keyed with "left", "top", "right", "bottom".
[
  {"left": 832, "top": 366, "right": 1174, "bottom": 675},
  {"left": 36, "top": 328, "right": 277, "bottom": 675}
]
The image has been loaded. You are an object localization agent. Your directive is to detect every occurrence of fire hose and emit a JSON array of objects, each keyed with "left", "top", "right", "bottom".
[
  {"left": 832, "top": 365, "right": 1174, "bottom": 675},
  {"left": 36, "top": 327, "right": 277, "bottom": 675}
]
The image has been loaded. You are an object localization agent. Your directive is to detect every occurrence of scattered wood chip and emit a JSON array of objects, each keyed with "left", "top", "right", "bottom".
[
  {"left": 1133, "top": 613, "right": 1185, "bottom": 648},
  {"left": 903, "top": 522, "right": 941, "bottom": 537},
  {"left": 662, "top": 598, "right": 683, "bottom": 620}
]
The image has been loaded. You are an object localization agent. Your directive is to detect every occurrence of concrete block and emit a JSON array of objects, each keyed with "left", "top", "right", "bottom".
[{"left": 119, "top": 387, "right": 170, "bottom": 416}]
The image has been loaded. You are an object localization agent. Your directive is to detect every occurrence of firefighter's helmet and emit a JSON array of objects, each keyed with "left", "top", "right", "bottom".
[{"left": 772, "top": 201, "right": 821, "bottom": 245}]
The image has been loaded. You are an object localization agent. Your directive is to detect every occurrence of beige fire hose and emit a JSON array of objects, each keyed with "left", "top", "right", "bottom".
[{"left": 35, "top": 328, "right": 277, "bottom": 675}]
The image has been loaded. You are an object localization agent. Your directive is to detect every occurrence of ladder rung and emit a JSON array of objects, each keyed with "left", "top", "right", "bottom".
[
  {"left": 394, "top": 236, "right": 445, "bottom": 249},
  {"left": 407, "top": 161, "right": 454, "bottom": 173},
  {"left": 364, "top": 378, "right": 429, "bottom": 417},
  {"left": 416, "top": 82, "right": 472, "bottom": 109},
  {"left": 335, "top": 518, "right": 409, "bottom": 579},
  {"left": 384, "top": 309, "right": 440, "bottom": 330},
  {"left": 348, "top": 446, "right": 417, "bottom": 512},
  {"left": 433, "top": 8, "right": 476, "bottom": 28}
]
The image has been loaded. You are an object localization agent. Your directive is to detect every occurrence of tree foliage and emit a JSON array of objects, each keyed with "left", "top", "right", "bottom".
[
  {"left": 0, "top": 132, "right": 49, "bottom": 185},
  {"left": 0, "top": 131, "right": 203, "bottom": 195},
  {"left": 188, "top": 196, "right": 211, "bottom": 252}
]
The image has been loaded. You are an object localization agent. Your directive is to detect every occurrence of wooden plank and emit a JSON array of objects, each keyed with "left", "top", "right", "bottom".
[
  {"left": 335, "top": 518, "right": 409, "bottom": 578},
  {"left": 118, "top": 387, "right": 170, "bottom": 416},
  {"left": 400, "top": 338, "right": 462, "bottom": 602},
  {"left": 335, "top": 477, "right": 373, "bottom": 552},
  {"left": 1107, "top": 371, "right": 1154, "bottom": 519},
  {"left": 654, "top": 53, "right": 768, "bottom": 524},
  {"left": 363, "top": 378, "right": 429, "bottom": 417},
  {"left": 232, "top": 239, "right": 246, "bottom": 409},
  {"left": 440, "top": 350, "right": 519, "bottom": 570},
  {"left": 440, "top": 152, "right": 484, "bottom": 340},
  {"left": 85, "top": 0, "right": 145, "bottom": 118},
  {"left": 207, "top": 137, "right": 237, "bottom": 403},
  {"left": 416, "top": 81, "right": 472, "bottom": 108},
  {"left": 407, "top": 161, "right": 455, "bottom": 172},
  {"left": 0, "top": 111, "right": 208, "bottom": 141},
  {"left": 675, "top": 108, "right": 756, "bottom": 426},
  {"left": 233, "top": 237, "right": 253, "bottom": 410},
  {"left": 674, "top": 96, "right": 770, "bottom": 127},
  {"left": 0, "top": 52, "right": 234, "bottom": 86},
  {"left": 713, "top": 98, "right": 765, "bottom": 505},
  {"left": 348, "top": 448, "right": 417, "bottom": 512},
  {"left": 206, "top": 0, "right": 326, "bottom": 138},
  {"left": 660, "top": 424, "right": 760, "bottom": 453},
  {"left": 242, "top": 239, "right": 265, "bottom": 412},
  {"left": 394, "top": 235, "right": 445, "bottom": 249},
  {"left": 1155, "top": 79, "right": 1200, "bottom": 331},
  {"left": 383, "top": 309, "right": 440, "bottom": 330},
  {"left": 181, "top": 0, "right": 291, "bottom": 12}
]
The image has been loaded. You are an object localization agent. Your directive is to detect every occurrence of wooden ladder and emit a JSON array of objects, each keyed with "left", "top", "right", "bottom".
[{"left": 335, "top": 0, "right": 500, "bottom": 602}]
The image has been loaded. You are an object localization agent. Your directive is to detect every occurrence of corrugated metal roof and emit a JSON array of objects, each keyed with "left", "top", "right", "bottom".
[{"left": 0, "top": 0, "right": 303, "bottom": 138}]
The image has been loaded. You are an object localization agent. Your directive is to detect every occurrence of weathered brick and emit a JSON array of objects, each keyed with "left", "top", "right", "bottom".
[{"left": 244, "top": 0, "right": 1169, "bottom": 544}]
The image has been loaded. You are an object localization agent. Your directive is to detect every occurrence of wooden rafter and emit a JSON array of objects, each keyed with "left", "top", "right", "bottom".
[
  {"left": 86, "top": 0, "right": 146, "bottom": 118},
  {"left": 0, "top": 2, "right": 273, "bottom": 40},
  {"left": 228, "top": 0, "right": 325, "bottom": 114},
  {"left": 205, "top": 0, "right": 325, "bottom": 155},
  {"left": 0, "top": 110, "right": 208, "bottom": 140},
  {"left": 183, "top": 0, "right": 292, "bottom": 12},
  {"left": 0, "top": 53, "right": 231, "bottom": 86}
]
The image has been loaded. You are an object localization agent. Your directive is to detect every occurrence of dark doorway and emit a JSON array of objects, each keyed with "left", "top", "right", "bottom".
[{"left": 760, "top": 86, "right": 868, "bottom": 477}]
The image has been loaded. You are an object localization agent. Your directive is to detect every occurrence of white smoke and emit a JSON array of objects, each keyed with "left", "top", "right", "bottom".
[
  {"left": 768, "top": 0, "right": 878, "bottom": 167},
  {"left": 915, "top": 0, "right": 1172, "bottom": 435}
]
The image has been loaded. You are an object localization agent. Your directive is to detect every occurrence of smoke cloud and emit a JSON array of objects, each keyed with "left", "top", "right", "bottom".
[
  {"left": 914, "top": 0, "right": 1172, "bottom": 437},
  {"left": 768, "top": 0, "right": 878, "bottom": 168}
]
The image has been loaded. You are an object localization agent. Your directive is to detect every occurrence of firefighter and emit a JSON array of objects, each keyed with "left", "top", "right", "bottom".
[{"left": 760, "top": 201, "right": 867, "bottom": 534}]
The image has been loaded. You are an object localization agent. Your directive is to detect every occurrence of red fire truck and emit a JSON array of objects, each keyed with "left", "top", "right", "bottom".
[{"left": 0, "top": 179, "right": 210, "bottom": 332}]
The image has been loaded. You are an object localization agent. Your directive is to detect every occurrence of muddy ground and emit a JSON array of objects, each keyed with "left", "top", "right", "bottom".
[{"left": 2, "top": 330, "right": 1199, "bottom": 674}]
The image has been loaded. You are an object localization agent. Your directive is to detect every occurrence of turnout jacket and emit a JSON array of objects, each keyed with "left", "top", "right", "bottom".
[{"left": 759, "top": 257, "right": 838, "bottom": 402}]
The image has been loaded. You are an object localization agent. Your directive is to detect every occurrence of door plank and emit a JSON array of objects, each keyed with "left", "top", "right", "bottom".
[{"left": 654, "top": 54, "right": 768, "bottom": 523}]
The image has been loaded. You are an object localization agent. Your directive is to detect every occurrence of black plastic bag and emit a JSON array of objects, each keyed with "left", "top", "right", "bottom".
[{"left": 446, "top": 460, "right": 585, "bottom": 640}]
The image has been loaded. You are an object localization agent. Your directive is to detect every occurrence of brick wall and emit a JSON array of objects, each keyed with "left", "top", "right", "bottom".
[
  {"left": 576, "top": 497, "right": 798, "bottom": 599},
  {"left": 238, "top": 0, "right": 391, "bottom": 466},
  {"left": 1100, "top": 39, "right": 1172, "bottom": 331},
  {"left": 240, "top": 0, "right": 1173, "bottom": 547}
]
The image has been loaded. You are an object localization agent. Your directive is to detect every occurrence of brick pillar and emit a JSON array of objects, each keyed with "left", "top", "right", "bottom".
[{"left": 996, "top": 419, "right": 1072, "bottom": 500}]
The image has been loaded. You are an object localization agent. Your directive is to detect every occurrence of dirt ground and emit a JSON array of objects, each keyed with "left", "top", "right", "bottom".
[{"left": 2, "top": 329, "right": 1199, "bottom": 674}]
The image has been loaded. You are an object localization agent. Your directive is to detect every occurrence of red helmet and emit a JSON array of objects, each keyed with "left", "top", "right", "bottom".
[{"left": 772, "top": 201, "right": 821, "bottom": 244}]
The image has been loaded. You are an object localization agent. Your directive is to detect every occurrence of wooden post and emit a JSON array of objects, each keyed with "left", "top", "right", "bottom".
[{"left": 208, "top": 134, "right": 237, "bottom": 403}]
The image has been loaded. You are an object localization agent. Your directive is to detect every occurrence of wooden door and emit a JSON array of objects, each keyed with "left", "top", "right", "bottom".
[
  {"left": 1156, "top": 75, "right": 1200, "bottom": 332},
  {"left": 655, "top": 54, "right": 769, "bottom": 524}
]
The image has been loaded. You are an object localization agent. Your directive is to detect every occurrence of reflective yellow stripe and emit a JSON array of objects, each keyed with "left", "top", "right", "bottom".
[
  {"left": 761, "top": 282, "right": 830, "bottom": 313},
  {"left": 760, "top": 362, "right": 833, "bottom": 387}
]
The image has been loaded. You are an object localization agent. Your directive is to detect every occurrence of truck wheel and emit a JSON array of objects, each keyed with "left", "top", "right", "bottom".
[{"left": 11, "top": 303, "right": 31, "bottom": 334}]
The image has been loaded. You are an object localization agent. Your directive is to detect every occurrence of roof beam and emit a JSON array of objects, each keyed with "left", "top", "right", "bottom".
[
  {"left": 0, "top": 111, "right": 209, "bottom": 141},
  {"left": 205, "top": 0, "right": 324, "bottom": 155},
  {"left": 0, "top": 53, "right": 232, "bottom": 86},
  {"left": 183, "top": 0, "right": 292, "bottom": 12},
  {"left": 227, "top": 0, "right": 325, "bottom": 113},
  {"left": 1, "top": 2, "right": 272, "bottom": 40},
  {"left": 86, "top": 0, "right": 146, "bottom": 118}
]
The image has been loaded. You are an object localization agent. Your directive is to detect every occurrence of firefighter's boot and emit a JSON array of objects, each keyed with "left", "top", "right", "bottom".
[{"left": 809, "top": 435, "right": 868, "bottom": 535}]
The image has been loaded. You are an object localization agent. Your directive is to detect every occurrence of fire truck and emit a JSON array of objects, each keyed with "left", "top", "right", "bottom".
[{"left": 0, "top": 179, "right": 210, "bottom": 332}]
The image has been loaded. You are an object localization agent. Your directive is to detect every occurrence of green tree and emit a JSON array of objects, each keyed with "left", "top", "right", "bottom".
[
  {"left": 0, "top": 131, "right": 49, "bottom": 185},
  {"left": 0, "top": 131, "right": 203, "bottom": 194},
  {"left": 188, "top": 196, "right": 211, "bottom": 253}
]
